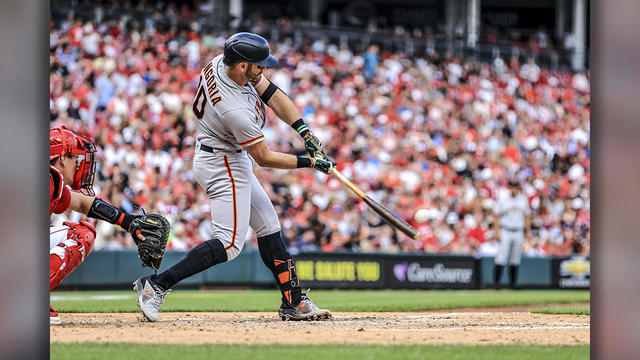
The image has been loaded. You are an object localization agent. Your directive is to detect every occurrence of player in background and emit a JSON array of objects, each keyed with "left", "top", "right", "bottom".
[
  {"left": 493, "top": 179, "right": 532, "bottom": 290},
  {"left": 49, "top": 127, "right": 147, "bottom": 324},
  {"left": 133, "top": 32, "right": 336, "bottom": 322}
]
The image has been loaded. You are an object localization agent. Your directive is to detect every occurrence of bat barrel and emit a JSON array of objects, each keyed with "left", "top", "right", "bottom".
[
  {"left": 331, "top": 168, "right": 420, "bottom": 240},
  {"left": 363, "top": 196, "right": 420, "bottom": 240}
]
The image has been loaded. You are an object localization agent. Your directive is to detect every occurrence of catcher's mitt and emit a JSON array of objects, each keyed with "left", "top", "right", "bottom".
[{"left": 129, "top": 213, "right": 170, "bottom": 270}]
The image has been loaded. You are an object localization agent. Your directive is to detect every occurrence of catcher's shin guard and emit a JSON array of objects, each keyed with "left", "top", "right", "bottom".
[
  {"left": 257, "top": 231, "right": 302, "bottom": 305},
  {"left": 50, "top": 221, "right": 96, "bottom": 291}
]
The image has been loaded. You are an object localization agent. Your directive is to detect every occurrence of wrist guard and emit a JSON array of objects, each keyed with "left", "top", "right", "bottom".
[
  {"left": 296, "top": 156, "right": 312, "bottom": 168},
  {"left": 88, "top": 198, "right": 137, "bottom": 231},
  {"left": 291, "top": 119, "right": 310, "bottom": 137}
]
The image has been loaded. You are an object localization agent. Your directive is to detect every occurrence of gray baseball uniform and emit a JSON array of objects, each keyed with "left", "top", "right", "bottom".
[
  {"left": 494, "top": 192, "right": 531, "bottom": 266},
  {"left": 133, "top": 34, "right": 333, "bottom": 323},
  {"left": 192, "top": 54, "right": 281, "bottom": 261}
]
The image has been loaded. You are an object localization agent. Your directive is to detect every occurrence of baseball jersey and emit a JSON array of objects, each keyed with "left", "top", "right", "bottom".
[
  {"left": 50, "top": 165, "right": 71, "bottom": 216},
  {"left": 495, "top": 193, "right": 531, "bottom": 230},
  {"left": 193, "top": 54, "right": 267, "bottom": 151}
]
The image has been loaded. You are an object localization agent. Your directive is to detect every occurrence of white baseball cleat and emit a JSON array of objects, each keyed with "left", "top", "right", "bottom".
[{"left": 133, "top": 275, "right": 171, "bottom": 322}]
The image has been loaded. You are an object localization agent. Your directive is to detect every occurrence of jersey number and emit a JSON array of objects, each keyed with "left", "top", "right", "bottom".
[{"left": 193, "top": 85, "right": 208, "bottom": 120}]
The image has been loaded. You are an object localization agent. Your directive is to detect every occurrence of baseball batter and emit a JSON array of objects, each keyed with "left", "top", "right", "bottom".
[
  {"left": 134, "top": 32, "right": 336, "bottom": 322},
  {"left": 493, "top": 180, "right": 532, "bottom": 289}
]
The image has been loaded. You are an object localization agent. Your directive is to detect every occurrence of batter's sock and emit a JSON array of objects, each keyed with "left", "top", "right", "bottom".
[
  {"left": 257, "top": 231, "right": 302, "bottom": 306},
  {"left": 493, "top": 265, "right": 504, "bottom": 290},
  {"left": 153, "top": 238, "right": 228, "bottom": 290},
  {"left": 509, "top": 265, "right": 519, "bottom": 289}
]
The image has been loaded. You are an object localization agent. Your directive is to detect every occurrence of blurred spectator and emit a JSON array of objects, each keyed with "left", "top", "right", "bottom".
[{"left": 363, "top": 44, "right": 379, "bottom": 81}]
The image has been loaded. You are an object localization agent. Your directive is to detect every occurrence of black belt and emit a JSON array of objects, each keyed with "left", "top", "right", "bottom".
[
  {"left": 200, "top": 143, "right": 242, "bottom": 154},
  {"left": 501, "top": 226, "right": 524, "bottom": 232}
]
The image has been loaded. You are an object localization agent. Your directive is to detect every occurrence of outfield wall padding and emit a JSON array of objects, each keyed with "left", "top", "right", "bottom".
[
  {"left": 58, "top": 250, "right": 582, "bottom": 290},
  {"left": 479, "top": 256, "right": 552, "bottom": 288}
]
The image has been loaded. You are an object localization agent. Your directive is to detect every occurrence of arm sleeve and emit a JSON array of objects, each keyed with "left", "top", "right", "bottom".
[
  {"left": 223, "top": 108, "right": 265, "bottom": 147},
  {"left": 53, "top": 186, "right": 71, "bottom": 214}
]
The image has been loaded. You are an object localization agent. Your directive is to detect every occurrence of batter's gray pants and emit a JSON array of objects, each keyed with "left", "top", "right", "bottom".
[{"left": 193, "top": 148, "right": 281, "bottom": 261}]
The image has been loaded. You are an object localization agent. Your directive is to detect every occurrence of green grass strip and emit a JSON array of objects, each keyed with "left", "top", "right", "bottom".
[
  {"left": 50, "top": 343, "right": 590, "bottom": 360},
  {"left": 530, "top": 306, "right": 590, "bottom": 315},
  {"left": 50, "top": 289, "right": 589, "bottom": 313}
]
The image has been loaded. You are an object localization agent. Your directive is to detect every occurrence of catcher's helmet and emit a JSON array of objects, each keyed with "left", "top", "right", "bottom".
[
  {"left": 50, "top": 126, "right": 97, "bottom": 195},
  {"left": 222, "top": 32, "right": 278, "bottom": 68}
]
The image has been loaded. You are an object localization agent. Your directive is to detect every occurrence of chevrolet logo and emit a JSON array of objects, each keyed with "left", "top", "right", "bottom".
[{"left": 560, "top": 257, "right": 590, "bottom": 277}]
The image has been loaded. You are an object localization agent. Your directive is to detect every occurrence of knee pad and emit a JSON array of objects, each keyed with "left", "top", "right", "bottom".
[
  {"left": 66, "top": 221, "right": 96, "bottom": 255},
  {"left": 50, "top": 221, "right": 96, "bottom": 291}
]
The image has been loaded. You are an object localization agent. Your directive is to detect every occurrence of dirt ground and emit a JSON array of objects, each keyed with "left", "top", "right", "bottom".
[{"left": 51, "top": 305, "right": 590, "bottom": 346}]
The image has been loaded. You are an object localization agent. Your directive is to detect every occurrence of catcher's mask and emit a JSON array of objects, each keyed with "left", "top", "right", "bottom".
[{"left": 50, "top": 126, "right": 96, "bottom": 195}]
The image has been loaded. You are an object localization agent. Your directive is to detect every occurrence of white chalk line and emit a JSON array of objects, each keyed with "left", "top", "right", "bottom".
[
  {"left": 405, "top": 312, "right": 586, "bottom": 318},
  {"left": 51, "top": 294, "right": 134, "bottom": 301},
  {"left": 385, "top": 325, "right": 589, "bottom": 332}
]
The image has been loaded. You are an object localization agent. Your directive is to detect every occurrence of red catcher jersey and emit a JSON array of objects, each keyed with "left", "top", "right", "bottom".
[{"left": 50, "top": 165, "right": 71, "bottom": 216}]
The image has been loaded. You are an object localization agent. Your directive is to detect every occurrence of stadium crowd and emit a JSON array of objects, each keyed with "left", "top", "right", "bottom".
[{"left": 49, "top": 14, "right": 590, "bottom": 258}]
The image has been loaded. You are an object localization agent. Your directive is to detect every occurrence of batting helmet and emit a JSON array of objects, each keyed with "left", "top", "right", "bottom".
[
  {"left": 222, "top": 32, "right": 278, "bottom": 68},
  {"left": 50, "top": 126, "right": 97, "bottom": 195}
]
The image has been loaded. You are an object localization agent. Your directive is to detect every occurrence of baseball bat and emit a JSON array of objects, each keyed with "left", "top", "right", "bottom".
[{"left": 330, "top": 168, "right": 421, "bottom": 240}]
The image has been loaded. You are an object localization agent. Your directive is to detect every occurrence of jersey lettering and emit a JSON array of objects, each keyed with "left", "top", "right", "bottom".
[
  {"left": 202, "top": 61, "right": 222, "bottom": 107},
  {"left": 192, "top": 80, "right": 207, "bottom": 120},
  {"left": 194, "top": 55, "right": 265, "bottom": 151}
]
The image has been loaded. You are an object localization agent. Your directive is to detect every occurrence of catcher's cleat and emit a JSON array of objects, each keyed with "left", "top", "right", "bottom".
[
  {"left": 133, "top": 275, "right": 171, "bottom": 322},
  {"left": 278, "top": 290, "right": 332, "bottom": 321},
  {"left": 50, "top": 306, "right": 61, "bottom": 325}
]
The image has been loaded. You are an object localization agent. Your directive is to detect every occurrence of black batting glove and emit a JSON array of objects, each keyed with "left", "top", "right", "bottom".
[
  {"left": 310, "top": 156, "right": 336, "bottom": 174},
  {"left": 303, "top": 131, "right": 325, "bottom": 158}
]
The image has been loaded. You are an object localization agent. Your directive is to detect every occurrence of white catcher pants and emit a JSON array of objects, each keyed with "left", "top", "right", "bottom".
[
  {"left": 50, "top": 225, "right": 71, "bottom": 250},
  {"left": 193, "top": 147, "right": 281, "bottom": 261}
]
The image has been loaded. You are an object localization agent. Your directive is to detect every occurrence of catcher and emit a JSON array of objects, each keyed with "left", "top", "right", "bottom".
[{"left": 49, "top": 126, "right": 169, "bottom": 324}]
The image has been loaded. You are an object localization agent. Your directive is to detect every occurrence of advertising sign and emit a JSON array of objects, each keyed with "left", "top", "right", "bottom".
[
  {"left": 387, "top": 256, "right": 479, "bottom": 289},
  {"left": 294, "top": 253, "right": 385, "bottom": 289},
  {"left": 294, "top": 253, "right": 479, "bottom": 289},
  {"left": 551, "top": 256, "right": 590, "bottom": 289}
]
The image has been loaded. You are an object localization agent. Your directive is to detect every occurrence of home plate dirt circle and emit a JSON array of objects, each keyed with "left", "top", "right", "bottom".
[{"left": 50, "top": 311, "right": 589, "bottom": 346}]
